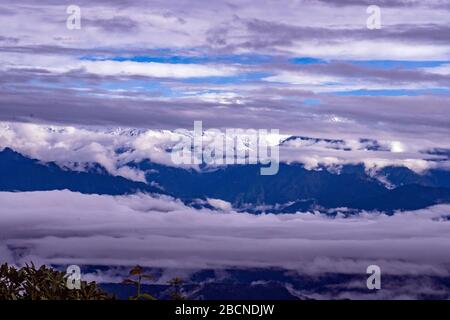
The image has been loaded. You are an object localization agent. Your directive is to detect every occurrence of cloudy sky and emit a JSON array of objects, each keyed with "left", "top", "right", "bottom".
[
  {"left": 0, "top": 0, "right": 449, "bottom": 173},
  {"left": 0, "top": 0, "right": 449, "bottom": 137}
]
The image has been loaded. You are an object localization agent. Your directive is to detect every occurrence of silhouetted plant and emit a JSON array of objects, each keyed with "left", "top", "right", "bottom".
[
  {"left": 122, "top": 265, "right": 156, "bottom": 300},
  {"left": 0, "top": 263, "right": 112, "bottom": 300}
]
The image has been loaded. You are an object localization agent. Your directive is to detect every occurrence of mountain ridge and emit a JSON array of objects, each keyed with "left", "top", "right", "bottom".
[{"left": 1, "top": 147, "right": 450, "bottom": 213}]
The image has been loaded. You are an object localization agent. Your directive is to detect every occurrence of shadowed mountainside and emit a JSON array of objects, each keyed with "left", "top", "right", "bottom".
[{"left": 1, "top": 147, "right": 450, "bottom": 212}]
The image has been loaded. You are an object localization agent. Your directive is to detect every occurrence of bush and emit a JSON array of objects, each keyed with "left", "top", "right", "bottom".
[{"left": 0, "top": 263, "right": 112, "bottom": 300}]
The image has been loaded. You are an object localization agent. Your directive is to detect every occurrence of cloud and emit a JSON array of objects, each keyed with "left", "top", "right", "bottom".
[
  {"left": 424, "top": 64, "right": 450, "bottom": 75},
  {"left": 1, "top": 121, "right": 449, "bottom": 179},
  {"left": 0, "top": 2, "right": 448, "bottom": 150},
  {"left": 87, "top": 16, "right": 140, "bottom": 33},
  {"left": 1, "top": 190, "right": 450, "bottom": 276},
  {"left": 1, "top": 121, "right": 450, "bottom": 178},
  {"left": 262, "top": 61, "right": 450, "bottom": 89},
  {"left": 0, "top": 53, "right": 238, "bottom": 79},
  {"left": 206, "top": 198, "right": 233, "bottom": 211},
  {"left": 78, "top": 60, "right": 238, "bottom": 79}
]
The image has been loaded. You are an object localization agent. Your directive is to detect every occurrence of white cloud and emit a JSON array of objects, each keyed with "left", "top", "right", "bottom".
[
  {"left": 287, "top": 40, "right": 450, "bottom": 60},
  {"left": 1, "top": 190, "right": 450, "bottom": 276},
  {"left": 78, "top": 60, "right": 238, "bottom": 78},
  {"left": 1, "top": 121, "right": 448, "bottom": 179},
  {"left": 424, "top": 64, "right": 450, "bottom": 75},
  {"left": 0, "top": 52, "right": 238, "bottom": 79},
  {"left": 207, "top": 198, "right": 233, "bottom": 211}
]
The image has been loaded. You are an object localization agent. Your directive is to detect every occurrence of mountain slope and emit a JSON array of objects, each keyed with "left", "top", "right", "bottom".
[
  {"left": 1, "top": 147, "right": 450, "bottom": 212},
  {"left": 139, "top": 161, "right": 450, "bottom": 212},
  {"left": 0, "top": 148, "right": 158, "bottom": 195}
]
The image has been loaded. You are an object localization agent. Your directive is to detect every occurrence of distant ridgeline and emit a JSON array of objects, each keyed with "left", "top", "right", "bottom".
[{"left": 1, "top": 147, "right": 450, "bottom": 214}]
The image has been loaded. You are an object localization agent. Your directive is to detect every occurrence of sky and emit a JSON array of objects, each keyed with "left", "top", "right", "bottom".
[{"left": 0, "top": 0, "right": 449, "bottom": 173}]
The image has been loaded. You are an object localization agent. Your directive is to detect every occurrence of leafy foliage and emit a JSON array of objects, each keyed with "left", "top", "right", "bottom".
[
  {"left": 0, "top": 263, "right": 112, "bottom": 300},
  {"left": 0, "top": 263, "right": 188, "bottom": 300}
]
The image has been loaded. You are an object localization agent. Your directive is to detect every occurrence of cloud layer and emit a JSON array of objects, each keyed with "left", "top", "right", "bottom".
[
  {"left": 2, "top": 190, "right": 450, "bottom": 276},
  {"left": 1, "top": 121, "right": 448, "bottom": 181}
]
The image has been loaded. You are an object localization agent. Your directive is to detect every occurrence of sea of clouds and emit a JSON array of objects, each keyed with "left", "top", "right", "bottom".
[{"left": 1, "top": 190, "right": 450, "bottom": 277}]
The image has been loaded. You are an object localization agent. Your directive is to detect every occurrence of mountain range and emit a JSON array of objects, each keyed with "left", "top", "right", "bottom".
[{"left": 2, "top": 147, "right": 450, "bottom": 213}]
